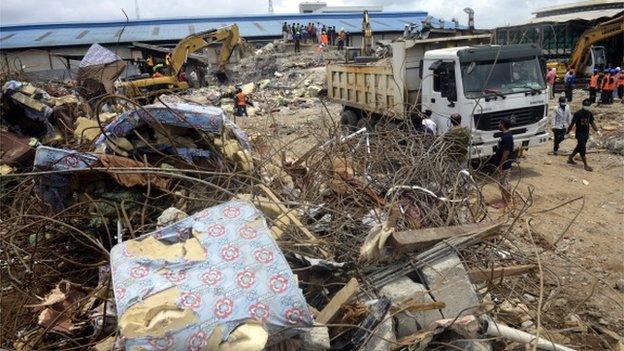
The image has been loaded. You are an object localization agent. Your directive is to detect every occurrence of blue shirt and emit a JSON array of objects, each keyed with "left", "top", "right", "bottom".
[{"left": 494, "top": 132, "right": 514, "bottom": 170}]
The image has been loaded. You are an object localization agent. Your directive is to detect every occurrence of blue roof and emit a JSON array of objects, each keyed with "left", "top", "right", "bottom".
[{"left": 0, "top": 11, "right": 435, "bottom": 50}]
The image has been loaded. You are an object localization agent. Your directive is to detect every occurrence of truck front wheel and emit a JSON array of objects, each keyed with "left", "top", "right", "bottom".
[{"left": 340, "top": 110, "right": 359, "bottom": 132}]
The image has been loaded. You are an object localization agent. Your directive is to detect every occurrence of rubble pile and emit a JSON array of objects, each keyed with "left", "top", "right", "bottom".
[{"left": 1, "top": 46, "right": 623, "bottom": 351}]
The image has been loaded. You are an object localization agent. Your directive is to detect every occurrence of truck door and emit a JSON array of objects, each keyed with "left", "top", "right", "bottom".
[{"left": 424, "top": 60, "right": 458, "bottom": 134}]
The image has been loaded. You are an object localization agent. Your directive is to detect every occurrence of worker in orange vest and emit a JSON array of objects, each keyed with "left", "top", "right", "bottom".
[
  {"left": 601, "top": 69, "right": 615, "bottom": 104},
  {"left": 615, "top": 67, "right": 623, "bottom": 102},
  {"left": 235, "top": 88, "right": 248, "bottom": 117},
  {"left": 588, "top": 69, "right": 600, "bottom": 104},
  {"left": 321, "top": 31, "right": 329, "bottom": 46}
]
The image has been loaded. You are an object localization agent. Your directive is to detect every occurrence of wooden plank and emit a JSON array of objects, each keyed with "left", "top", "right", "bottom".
[
  {"left": 468, "top": 264, "right": 536, "bottom": 283},
  {"left": 390, "top": 300, "right": 446, "bottom": 314},
  {"left": 316, "top": 278, "right": 359, "bottom": 324},
  {"left": 389, "top": 221, "right": 503, "bottom": 253},
  {"left": 256, "top": 184, "right": 332, "bottom": 259}
]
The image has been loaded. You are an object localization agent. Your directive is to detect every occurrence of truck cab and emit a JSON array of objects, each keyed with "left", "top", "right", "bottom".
[{"left": 421, "top": 44, "right": 550, "bottom": 158}]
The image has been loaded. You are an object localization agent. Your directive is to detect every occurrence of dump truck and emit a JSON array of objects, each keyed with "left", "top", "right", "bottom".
[{"left": 327, "top": 35, "right": 550, "bottom": 159}]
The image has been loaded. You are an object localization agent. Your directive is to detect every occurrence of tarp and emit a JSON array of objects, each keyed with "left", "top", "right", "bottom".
[
  {"left": 110, "top": 200, "right": 313, "bottom": 349},
  {"left": 79, "top": 43, "right": 123, "bottom": 68},
  {"left": 77, "top": 44, "right": 126, "bottom": 97},
  {"left": 94, "top": 102, "right": 251, "bottom": 164}
]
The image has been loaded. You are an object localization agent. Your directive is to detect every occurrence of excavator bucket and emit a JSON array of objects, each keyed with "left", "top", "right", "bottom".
[{"left": 215, "top": 70, "right": 229, "bottom": 84}]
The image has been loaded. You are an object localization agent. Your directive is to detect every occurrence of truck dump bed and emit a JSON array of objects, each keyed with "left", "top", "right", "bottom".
[{"left": 327, "top": 34, "right": 492, "bottom": 119}]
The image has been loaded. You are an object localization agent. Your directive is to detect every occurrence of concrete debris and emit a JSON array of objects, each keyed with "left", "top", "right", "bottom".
[
  {"left": 420, "top": 252, "right": 481, "bottom": 319},
  {"left": 2, "top": 26, "right": 621, "bottom": 351},
  {"left": 379, "top": 276, "right": 443, "bottom": 337}
]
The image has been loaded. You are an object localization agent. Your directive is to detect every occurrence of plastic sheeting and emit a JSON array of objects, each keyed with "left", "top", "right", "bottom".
[
  {"left": 110, "top": 200, "right": 313, "bottom": 350},
  {"left": 79, "top": 43, "right": 123, "bottom": 68},
  {"left": 94, "top": 102, "right": 250, "bottom": 164}
]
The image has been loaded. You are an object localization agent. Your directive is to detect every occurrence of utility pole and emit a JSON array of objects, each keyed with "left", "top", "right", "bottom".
[
  {"left": 135, "top": 0, "right": 140, "bottom": 19},
  {"left": 268, "top": 0, "right": 274, "bottom": 14}
]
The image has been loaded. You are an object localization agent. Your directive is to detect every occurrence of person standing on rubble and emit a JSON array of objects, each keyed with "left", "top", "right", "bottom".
[
  {"left": 588, "top": 69, "right": 600, "bottom": 104},
  {"left": 564, "top": 68, "right": 575, "bottom": 102},
  {"left": 546, "top": 67, "right": 556, "bottom": 100},
  {"left": 443, "top": 113, "right": 470, "bottom": 165},
  {"left": 294, "top": 31, "right": 301, "bottom": 53},
  {"left": 601, "top": 69, "right": 615, "bottom": 105},
  {"left": 567, "top": 99, "right": 600, "bottom": 171},
  {"left": 316, "top": 23, "right": 322, "bottom": 44},
  {"left": 338, "top": 28, "right": 346, "bottom": 51},
  {"left": 551, "top": 96, "right": 572, "bottom": 155},
  {"left": 490, "top": 118, "right": 514, "bottom": 209},
  {"left": 616, "top": 67, "right": 624, "bottom": 102},
  {"left": 235, "top": 88, "right": 248, "bottom": 117},
  {"left": 146, "top": 55, "right": 154, "bottom": 73},
  {"left": 321, "top": 31, "right": 329, "bottom": 46},
  {"left": 282, "top": 22, "right": 288, "bottom": 41}
]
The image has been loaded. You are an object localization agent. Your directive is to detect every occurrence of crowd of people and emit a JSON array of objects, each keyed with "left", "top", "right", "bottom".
[
  {"left": 548, "top": 66, "right": 624, "bottom": 104},
  {"left": 282, "top": 22, "right": 350, "bottom": 52}
]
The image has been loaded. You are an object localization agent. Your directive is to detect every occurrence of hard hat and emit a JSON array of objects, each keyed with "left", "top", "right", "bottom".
[
  {"left": 593, "top": 69, "right": 599, "bottom": 72},
  {"left": 610, "top": 69, "right": 617, "bottom": 74},
  {"left": 616, "top": 67, "right": 621, "bottom": 71}
]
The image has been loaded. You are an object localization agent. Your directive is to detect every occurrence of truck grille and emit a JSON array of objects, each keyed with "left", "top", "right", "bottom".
[{"left": 473, "top": 105, "right": 546, "bottom": 131}]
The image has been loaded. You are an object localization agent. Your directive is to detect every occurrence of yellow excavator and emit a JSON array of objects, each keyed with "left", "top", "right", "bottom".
[
  {"left": 361, "top": 10, "right": 373, "bottom": 56},
  {"left": 119, "top": 24, "right": 243, "bottom": 100},
  {"left": 547, "top": 15, "right": 623, "bottom": 78}
]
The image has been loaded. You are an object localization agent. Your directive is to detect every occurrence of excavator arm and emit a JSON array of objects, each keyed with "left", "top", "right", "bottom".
[
  {"left": 169, "top": 24, "right": 242, "bottom": 76},
  {"left": 568, "top": 15, "right": 623, "bottom": 72},
  {"left": 119, "top": 24, "right": 243, "bottom": 100}
]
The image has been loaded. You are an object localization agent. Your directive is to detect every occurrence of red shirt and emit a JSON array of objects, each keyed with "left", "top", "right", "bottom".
[{"left": 546, "top": 70, "right": 556, "bottom": 85}]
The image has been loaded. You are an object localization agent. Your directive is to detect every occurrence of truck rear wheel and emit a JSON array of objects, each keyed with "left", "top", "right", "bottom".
[{"left": 340, "top": 110, "right": 359, "bottom": 132}]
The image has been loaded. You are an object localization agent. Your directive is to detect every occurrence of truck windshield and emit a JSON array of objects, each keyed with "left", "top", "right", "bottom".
[{"left": 461, "top": 57, "right": 545, "bottom": 98}]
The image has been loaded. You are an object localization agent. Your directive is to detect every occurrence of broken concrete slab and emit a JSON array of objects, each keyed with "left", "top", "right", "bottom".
[
  {"left": 300, "top": 326, "right": 330, "bottom": 351},
  {"left": 379, "top": 276, "right": 443, "bottom": 337},
  {"left": 420, "top": 252, "right": 480, "bottom": 319},
  {"left": 364, "top": 311, "right": 396, "bottom": 351}
]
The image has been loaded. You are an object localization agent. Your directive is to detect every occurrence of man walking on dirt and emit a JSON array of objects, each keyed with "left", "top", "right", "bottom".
[
  {"left": 491, "top": 118, "right": 514, "bottom": 209},
  {"left": 567, "top": 99, "right": 600, "bottom": 172},
  {"left": 564, "top": 68, "right": 575, "bottom": 102},
  {"left": 551, "top": 96, "right": 572, "bottom": 155}
]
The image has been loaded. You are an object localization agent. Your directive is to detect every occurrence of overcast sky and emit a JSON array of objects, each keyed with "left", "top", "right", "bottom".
[{"left": 0, "top": 0, "right": 573, "bottom": 27}]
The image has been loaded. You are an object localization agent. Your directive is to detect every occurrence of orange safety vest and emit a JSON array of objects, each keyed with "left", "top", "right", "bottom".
[
  {"left": 607, "top": 76, "right": 616, "bottom": 90},
  {"left": 618, "top": 74, "right": 624, "bottom": 87},
  {"left": 589, "top": 74, "right": 600, "bottom": 88},
  {"left": 236, "top": 92, "right": 246, "bottom": 106},
  {"left": 601, "top": 74, "right": 611, "bottom": 90},
  {"left": 321, "top": 34, "right": 329, "bottom": 45}
]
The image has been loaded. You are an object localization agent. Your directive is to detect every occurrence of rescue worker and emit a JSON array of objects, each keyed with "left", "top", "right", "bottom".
[
  {"left": 551, "top": 96, "right": 572, "bottom": 155},
  {"left": 600, "top": 69, "right": 614, "bottom": 104},
  {"left": 146, "top": 55, "right": 154, "bottom": 72},
  {"left": 616, "top": 67, "right": 624, "bottom": 102},
  {"left": 321, "top": 31, "right": 329, "bottom": 46},
  {"left": 337, "top": 28, "right": 346, "bottom": 51},
  {"left": 443, "top": 113, "right": 470, "bottom": 165},
  {"left": 235, "top": 88, "right": 248, "bottom": 117},
  {"left": 588, "top": 69, "right": 600, "bottom": 104},
  {"left": 567, "top": 99, "right": 600, "bottom": 172},
  {"left": 490, "top": 118, "right": 515, "bottom": 209},
  {"left": 294, "top": 31, "right": 301, "bottom": 53},
  {"left": 564, "top": 68, "right": 575, "bottom": 102}
]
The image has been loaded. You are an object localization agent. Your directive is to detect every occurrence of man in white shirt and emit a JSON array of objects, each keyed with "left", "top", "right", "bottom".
[{"left": 551, "top": 96, "right": 572, "bottom": 155}]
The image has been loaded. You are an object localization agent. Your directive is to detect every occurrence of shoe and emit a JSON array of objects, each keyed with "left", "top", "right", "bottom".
[
  {"left": 584, "top": 165, "right": 593, "bottom": 172},
  {"left": 567, "top": 158, "right": 577, "bottom": 165}
]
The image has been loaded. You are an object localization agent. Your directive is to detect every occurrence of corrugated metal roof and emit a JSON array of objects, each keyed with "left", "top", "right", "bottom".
[
  {"left": 524, "top": 8, "right": 623, "bottom": 23},
  {"left": 533, "top": 0, "right": 622, "bottom": 15},
  {"left": 0, "top": 11, "right": 442, "bottom": 50}
]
